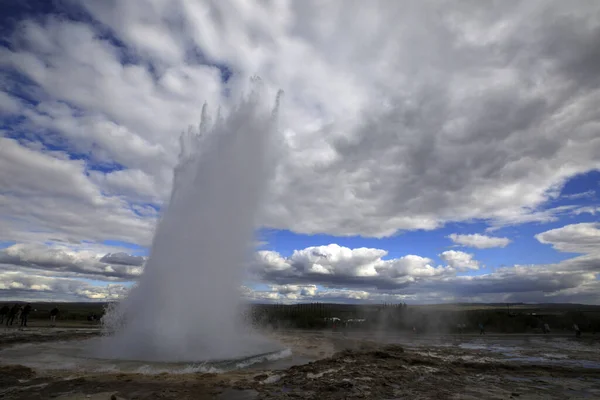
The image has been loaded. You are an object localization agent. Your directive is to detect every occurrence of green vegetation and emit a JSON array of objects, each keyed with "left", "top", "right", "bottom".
[{"left": 5, "top": 301, "right": 600, "bottom": 334}]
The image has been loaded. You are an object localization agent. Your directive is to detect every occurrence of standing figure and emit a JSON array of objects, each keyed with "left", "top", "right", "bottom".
[
  {"left": 0, "top": 304, "right": 9, "bottom": 324},
  {"left": 50, "top": 307, "right": 59, "bottom": 327},
  {"left": 573, "top": 323, "right": 581, "bottom": 338},
  {"left": 6, "top": 304, "right": 19, "bottom": 326},
  {"left": 478, "top": 322, "right": 486, "bottom": 335},
  {"left": 543, "top": 323, "right": 551, "bottom": 334},
  {"left": 20, "top": 304, "right": 32, "bottom": 327},
  {"left": 15, "top": 305, "right": 22, "bottom": 323}
]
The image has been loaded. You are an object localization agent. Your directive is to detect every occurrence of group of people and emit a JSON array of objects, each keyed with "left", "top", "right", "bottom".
[
  {"left": 0, "top": 303, "right": 33, "bottom": 327},
  {"left": 0, "top": 304, "right": 60, "bottom": 327}
]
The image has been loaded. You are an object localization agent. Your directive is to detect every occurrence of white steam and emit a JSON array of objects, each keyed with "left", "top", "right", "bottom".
[{"left": 98, "top": 82, "right": 283, "bottom": 362}]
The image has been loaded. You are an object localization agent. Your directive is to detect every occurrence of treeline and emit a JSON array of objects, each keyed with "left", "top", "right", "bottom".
[
  {"left": 248, "top": 302, "right": 404, "bottom": 329},
  {"left": 247, "top": 303, "right": 600, "bottom": 334},
  {"left": 11, "top": 301, "right": 600, "bottom": 334}
]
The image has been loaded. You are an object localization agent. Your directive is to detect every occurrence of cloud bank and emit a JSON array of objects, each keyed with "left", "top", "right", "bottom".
[
  {"left": 1, "top": 223, "right": 598, "bottom": 303},
  {"left": 1, "top": 1, "right": 600, "bottom": 303},
  {"left": 2, "top": 1, "right": 600, "bottom": 243}
]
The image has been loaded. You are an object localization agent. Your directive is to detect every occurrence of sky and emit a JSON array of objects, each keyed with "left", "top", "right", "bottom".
[{"left": 0, "top": 0, "right": 599, "bottom": 304}]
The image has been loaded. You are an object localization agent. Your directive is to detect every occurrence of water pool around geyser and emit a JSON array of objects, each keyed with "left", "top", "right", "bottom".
[
  {"left": 1, "top": 331, "right": 600, "bottom": 376},
  {"left": 0, "top": 337, "right": 296, "bottom": 375}
]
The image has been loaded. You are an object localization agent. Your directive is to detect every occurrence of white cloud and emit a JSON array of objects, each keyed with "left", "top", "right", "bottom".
[
  {"left": 448, "top": 233, "right": 511, "bottom": 249},
  {"left": 439, "top": 250, "right": 480, "bottom": 271},
  {"left": 0, "top": 138, "right": 158, "bottom": 246},
  {"left": 379, "top": 255, "right": 448, "bottom": 279},
  {"left": 249, "top": 241, "right": 600, "bottom": 304},
  {"left": 0, "top": 91, "right": 22, "bottom": 114},
  {"left": 535, "top": 223, "right": 600, "bottom": 254},
  {"left": 1, "top": 1, "right": 600, "bottom": 243},
  {"left": 88, "top": 169, "right": 163, "bottom": 204},
  {"left": 242, "top": 258, "right": 600, "bottom": 304},
  {"left": 562, "top": 190, "right": 595, "bottom": 200},
  {"left": 573, "top": 206, "right": 600, "bottom": 216},
  {"left": 253, "top": 244, "right": 485, "bottom": 292},
  {"left": 242, "top": 284, "right": 371, "bottom": 304},
  {"left": 0, "top": 270, "right": 130, "bottom": 302},
  {"left": 0, "top": 243, "right": 144, "bottom": 281},
  {"left": 0, "top": 239, "right": 598, "bottom": 304}
]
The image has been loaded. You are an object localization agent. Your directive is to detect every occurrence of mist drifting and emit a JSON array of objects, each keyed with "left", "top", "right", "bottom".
[{"left": 99, "top": 84, "right": 283, "bottom": 362}]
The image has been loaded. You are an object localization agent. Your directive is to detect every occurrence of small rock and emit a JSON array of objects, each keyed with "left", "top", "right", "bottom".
[
  {"left": 254, "top": 374, "right": 269, "bottom": 382},
  {"left": 373, "top": 351, "right": 392, "bottom": 358},
  {"left": 111, "top": 395, "right": 117, "bottom": 400},
  {"left": 336, "top": 381, "right": 354, "bottom": 389},
  {"left": 511, "top": 393, "right": 520, "bottom": 397}
]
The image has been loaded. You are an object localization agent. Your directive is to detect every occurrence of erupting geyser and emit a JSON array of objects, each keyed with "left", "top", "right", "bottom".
[{"left": 98, "top": 83, "right": 283, "bottom": 362}]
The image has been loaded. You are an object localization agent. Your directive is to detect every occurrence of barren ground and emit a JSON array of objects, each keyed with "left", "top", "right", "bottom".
[{"left": 1, "top": 326, "right": 599, "bottom": 399}]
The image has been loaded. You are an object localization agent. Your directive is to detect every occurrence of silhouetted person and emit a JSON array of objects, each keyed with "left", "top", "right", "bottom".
[
  {"left": 50, "top": 307, "right": 59, "bottom": 327},
  {"left": 87, "top": 313, "right": 99, "bottom": 322},
  {"left": 20, "top": 304, "right": 32, "bottom": 327},
  {"left": 6, "top": 304, "right": 19, "bottom": 326},
  {"left": 479, "top": 322, "right": 485, "bottom": 335},
  {"left": 0, "top": 305, "right": 9, "bottom": 324},
  {"left": 543, "top": 323, "right": 550, "bottom": 334},
  {"left": 573, "top": 323, "right": 581, "bottom": 338}
]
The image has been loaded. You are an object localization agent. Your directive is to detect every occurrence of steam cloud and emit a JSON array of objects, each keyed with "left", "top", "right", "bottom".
[{"left": 98, "top": 83, "right": 283, "bottom": 362}]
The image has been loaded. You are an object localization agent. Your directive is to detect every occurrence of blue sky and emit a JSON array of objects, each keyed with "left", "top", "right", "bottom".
[{"left": 0, "top": 0, "right": 599, "bottom": 304}]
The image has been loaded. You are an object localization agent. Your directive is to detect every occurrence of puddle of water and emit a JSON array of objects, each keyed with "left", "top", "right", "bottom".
[
  {"left": 395, "top": 334, "right": 600, "bottom": 369},
  {"left": 540, "top": 353, "right": 568, "bottom": 359}
]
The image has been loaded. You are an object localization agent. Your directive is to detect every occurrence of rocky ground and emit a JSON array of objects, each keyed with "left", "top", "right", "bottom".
[{"left": 1, "top": 328, "right": 600, "bottom": 399}]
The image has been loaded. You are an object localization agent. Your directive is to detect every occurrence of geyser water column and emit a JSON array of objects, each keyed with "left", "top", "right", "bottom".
[{"left": 99, "top": 84, "right": 283, "bottom": 362}]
